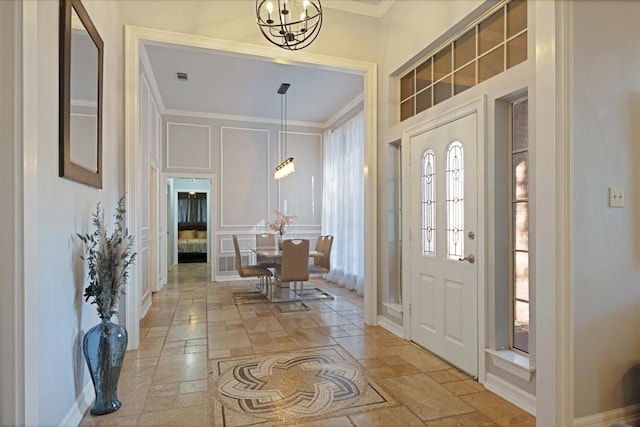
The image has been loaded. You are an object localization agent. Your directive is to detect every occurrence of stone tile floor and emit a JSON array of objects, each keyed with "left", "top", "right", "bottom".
[{"left": 80, "top": 263, "right": 535, "bottom": 426}]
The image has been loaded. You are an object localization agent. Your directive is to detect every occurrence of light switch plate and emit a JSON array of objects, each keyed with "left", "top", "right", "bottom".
[{"left": 608, "top": 187, "right": 624, "bottom": 208}]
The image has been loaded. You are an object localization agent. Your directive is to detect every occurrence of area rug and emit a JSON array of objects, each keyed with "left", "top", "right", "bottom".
[{"left": 209, "top": 346, "right": 397, "bottom": 426}]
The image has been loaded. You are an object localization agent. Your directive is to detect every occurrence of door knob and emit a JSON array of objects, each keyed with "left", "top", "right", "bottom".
[{"left": 458, "top": 254, "right": 475, "bottom": 264}]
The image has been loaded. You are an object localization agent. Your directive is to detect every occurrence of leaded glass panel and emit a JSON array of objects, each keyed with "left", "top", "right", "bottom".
[
  {"left": 446, "top": 142, "right": 464, "bottom": 260},
  {"left": 421, "top": 149, "right": 436, "bottom": 256}
]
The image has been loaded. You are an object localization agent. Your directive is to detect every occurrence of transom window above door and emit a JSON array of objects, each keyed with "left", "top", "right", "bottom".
[{"left": 399, "top": 0, "right": 527, "bottom": 122}]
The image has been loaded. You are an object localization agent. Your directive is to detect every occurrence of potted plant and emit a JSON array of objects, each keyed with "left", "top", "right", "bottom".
[{"left": 78, "top": 196, "right": 136, "bottom": 415}]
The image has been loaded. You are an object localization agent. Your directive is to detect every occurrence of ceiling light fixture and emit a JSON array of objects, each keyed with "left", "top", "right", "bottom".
[
  {"left": 256, "top": 0, "right": 323, "bottom": 51},
  {"left": 274, "top": 83, "right": 295, "bottom": 180}
]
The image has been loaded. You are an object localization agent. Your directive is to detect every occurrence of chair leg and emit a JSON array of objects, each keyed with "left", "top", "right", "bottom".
[{"left": 300, "top": 281, "right": 306, "bottom": 308}]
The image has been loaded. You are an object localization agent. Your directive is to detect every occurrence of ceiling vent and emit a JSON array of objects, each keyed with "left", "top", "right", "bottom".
[{"left": 176, "top": 72, "right": 188, "bottom": 82}]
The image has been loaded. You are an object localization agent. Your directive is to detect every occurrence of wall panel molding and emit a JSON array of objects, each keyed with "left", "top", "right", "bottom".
[
  {"left": 220, "top": 126, "right": 270, "bottom": 227},
  {"left": 166, "top": 122, "right": 212, "bottom": 170},
  {"left": 277, "top": 131, "right": 323, "bottom": 227}
]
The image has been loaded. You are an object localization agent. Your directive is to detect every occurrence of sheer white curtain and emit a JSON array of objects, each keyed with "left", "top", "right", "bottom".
[{"left": 322, "top": 111, "right": 364, "bottom": 294}]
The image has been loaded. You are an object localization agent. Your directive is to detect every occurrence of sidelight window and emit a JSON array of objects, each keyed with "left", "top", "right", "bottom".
[{"left": 510, "top": 97, "right": 529, "bottom": 353}]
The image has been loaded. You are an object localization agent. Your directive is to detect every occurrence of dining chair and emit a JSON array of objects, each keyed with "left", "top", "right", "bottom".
[
  {"left": 255, "top": 233, "right": 278, "bottom": 269},
  {"left": 232, "top": 235, "right": 272, "bottom": 294},
  {"left": 309, "top": 235, "right": 334, "bottom": 275},
  {"left": 274, "top": 239, "right": 310, "bottom": 307}
]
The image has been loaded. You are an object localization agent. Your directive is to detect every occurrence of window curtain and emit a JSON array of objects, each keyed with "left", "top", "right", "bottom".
[
  {"left": 322, "top": 111, "right": 364, "bottom": 294},
  {"left": 178, "top": 196, "right": 207, "bottom": 223}
]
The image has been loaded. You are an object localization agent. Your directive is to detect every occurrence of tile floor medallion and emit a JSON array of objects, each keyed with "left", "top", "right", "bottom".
[{"left": 210, "top": 345, "right": 397, "bottom": 426}]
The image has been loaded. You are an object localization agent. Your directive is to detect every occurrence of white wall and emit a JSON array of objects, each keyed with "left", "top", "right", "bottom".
[
  {"left": 376, "top": 1, "right": 487, "bottom": 330},
  {"left": 23, "top": 0, "right": 124, "bottom": 424},
  {"left": 572, "top": 0, "right": 640, "bottom": 418}
]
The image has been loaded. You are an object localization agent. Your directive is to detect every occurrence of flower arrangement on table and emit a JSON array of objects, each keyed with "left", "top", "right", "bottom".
[{"left": 267, "top": 210, "right": 297, "bottom": 236}]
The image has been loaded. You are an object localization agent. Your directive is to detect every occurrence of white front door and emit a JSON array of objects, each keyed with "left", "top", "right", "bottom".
[{"left": 409, "top": 112, "right": 478, "bottom": 377}]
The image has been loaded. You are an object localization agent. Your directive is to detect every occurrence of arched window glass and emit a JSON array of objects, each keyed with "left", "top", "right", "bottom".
[
  {"left": 446, "top": 141, "right": 464, "bottom": 260},
  {"left": 421, "top": 149, "right": 436, "bottom": 256}
]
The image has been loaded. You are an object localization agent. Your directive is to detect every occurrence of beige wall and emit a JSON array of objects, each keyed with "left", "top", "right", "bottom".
[{"left": 572, "top": 0, "right": 640, "bottom": 418}]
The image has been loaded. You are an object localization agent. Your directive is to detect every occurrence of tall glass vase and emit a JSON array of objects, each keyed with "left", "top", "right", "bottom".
[{"left": 83, "top": 319, "right": 128, "bottom": 415}]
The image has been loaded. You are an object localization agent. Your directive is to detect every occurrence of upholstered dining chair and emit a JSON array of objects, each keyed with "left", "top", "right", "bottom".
[
  {"left": 232, "top": 235, "right": 272, "bottom": 294},
  {"left": 255, "top": 233, "right": 278, "bottom": 269},
  {"left": 309, "top": 235, "right": 333, "bottom": 275},
  {"left": 274, "top": 239, "right": 310, "bottom": 307}
]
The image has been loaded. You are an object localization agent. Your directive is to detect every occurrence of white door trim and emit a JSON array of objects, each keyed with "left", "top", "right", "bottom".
[
  {"left": 401, "top": 96, "right": 486, "bottom": 382},
  {"left": 0, "top": 1, "right": 22, "bottom": 424},
  {"left": 557, "top": 0, "right": 574, "bottom": 422},
  {"left": 124, "top": 26, "right": 378, "bottom": 348},
  {"left": 0, "top": 1, "right": 40, "bottom": 424},
  {"left": 531, "top": 0, "right": 574, "bottom": 423}
]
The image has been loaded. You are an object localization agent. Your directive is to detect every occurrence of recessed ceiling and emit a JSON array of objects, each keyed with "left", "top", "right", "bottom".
[{"left": 143, "top": 44, "right": 364, "bottom": 125}]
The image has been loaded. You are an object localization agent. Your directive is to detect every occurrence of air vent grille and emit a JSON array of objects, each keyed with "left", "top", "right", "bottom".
[{"left": 218, "top": 255, "right": 250, "bottom": 273}]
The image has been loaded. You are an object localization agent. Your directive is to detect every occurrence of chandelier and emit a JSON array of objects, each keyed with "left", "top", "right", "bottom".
[
  {"left": 256, "top": 0, "right": 323, "bottom": 51},
  {"left": 274, "top": 83, "right": 295, "bottom": 179}
]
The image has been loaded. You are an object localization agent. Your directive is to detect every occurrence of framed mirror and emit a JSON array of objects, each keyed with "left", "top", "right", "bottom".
[{"left": 59, "top": 0, "right": 103, "bottom": 188}]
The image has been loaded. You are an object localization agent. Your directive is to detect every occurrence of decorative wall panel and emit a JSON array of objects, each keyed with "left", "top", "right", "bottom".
[
  {"left": 140, "top": 75, "right": 150, "bottom": 228},
  {"left": 166, "top": 122, "right": 212, "bottom": 170},
  {"left": 150, "top": 101, "right": 159, "bottom": 164},
  {"left": 220, "top": 127, "right": 269, "bottom": 227},
  {"left": 278, "top": 132, "right": 322, "bottom": 228}
]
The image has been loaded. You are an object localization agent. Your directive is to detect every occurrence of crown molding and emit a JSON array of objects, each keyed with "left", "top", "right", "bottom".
[
  {"left": 323, "top": 0, "right": 395, "bottom": 18},
  {"left": 163, "top": 108, "right": 326, "bottom": 129},
  {"left": 324, "top": 92, "right": 364, "bottom": 129}
]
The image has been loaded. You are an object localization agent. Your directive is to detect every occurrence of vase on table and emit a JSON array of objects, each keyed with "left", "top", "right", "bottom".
[
  {"left": 277, "top": 234, "right": 284, "bottom": 250},
  {"left": 83, "top": 319, "right": 128, "bottom": 415}
]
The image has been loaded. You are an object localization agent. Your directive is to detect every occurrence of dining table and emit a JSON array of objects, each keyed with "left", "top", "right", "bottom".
[
  {"left": 249, "top": 248, "right": 330, "bottom": 304},
  {"left": 250, "top": 248, "right": 324, "bottom": 258}
]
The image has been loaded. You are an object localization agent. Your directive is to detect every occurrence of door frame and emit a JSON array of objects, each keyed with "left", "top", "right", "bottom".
[
  {"left": 124, "top": 25, "right": 378, "bottom": 350},
  {"left": 401, "top": 96, "right": 487, "bottom": 382},
  {"left": 162, "top": 172, "right": 217, "bottom": 281}
]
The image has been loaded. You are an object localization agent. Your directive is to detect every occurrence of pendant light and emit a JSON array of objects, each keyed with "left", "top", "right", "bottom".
[{"left": 274, "top": 83, "right": 295, "bottom": 180}]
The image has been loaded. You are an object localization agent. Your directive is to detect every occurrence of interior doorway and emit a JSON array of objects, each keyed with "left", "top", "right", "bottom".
[
  {"left": 163, "top": 174, "right": 217, "bottom": 283},
  {"left": 176, "top": 190, "right": 208, "bottom": 264}
]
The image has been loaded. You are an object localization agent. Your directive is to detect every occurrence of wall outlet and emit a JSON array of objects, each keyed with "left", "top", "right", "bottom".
[{"left": 608, "top": 187, "right": 624, "bottom": 208}]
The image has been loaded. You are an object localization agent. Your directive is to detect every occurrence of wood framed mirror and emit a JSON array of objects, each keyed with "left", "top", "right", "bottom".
[{"left": 59, "top": 0, "right": 103, "bottom": 188}]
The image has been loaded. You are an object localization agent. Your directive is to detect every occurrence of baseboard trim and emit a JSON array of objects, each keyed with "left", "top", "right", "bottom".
[
  {"left": 141, "top": 294, "right": 152, "bottom": 319},
  {"left": 484, "top": 372, "right": 536, "bottom": 416},
  {"left": 573, "top": 404, "right": 640, "bottom": 427},
  {"left": 58, "top": 380, "right": 94, "bottom": 427},
  {"left": 377, "top": 315, "right": 405, "bottom": 338}
]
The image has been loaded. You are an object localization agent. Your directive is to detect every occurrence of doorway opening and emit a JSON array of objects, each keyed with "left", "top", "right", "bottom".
[
  {"left": 164, "top": 175, "right": 216, "bottom": 283},
  {"left": 176, "top": 190, "right": 208, "bottom": 264}
]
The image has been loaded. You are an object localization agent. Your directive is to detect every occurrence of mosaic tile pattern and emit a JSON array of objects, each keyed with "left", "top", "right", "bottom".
[{"left": 211, "top": 346, "right": 396, "bottom": 425}]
